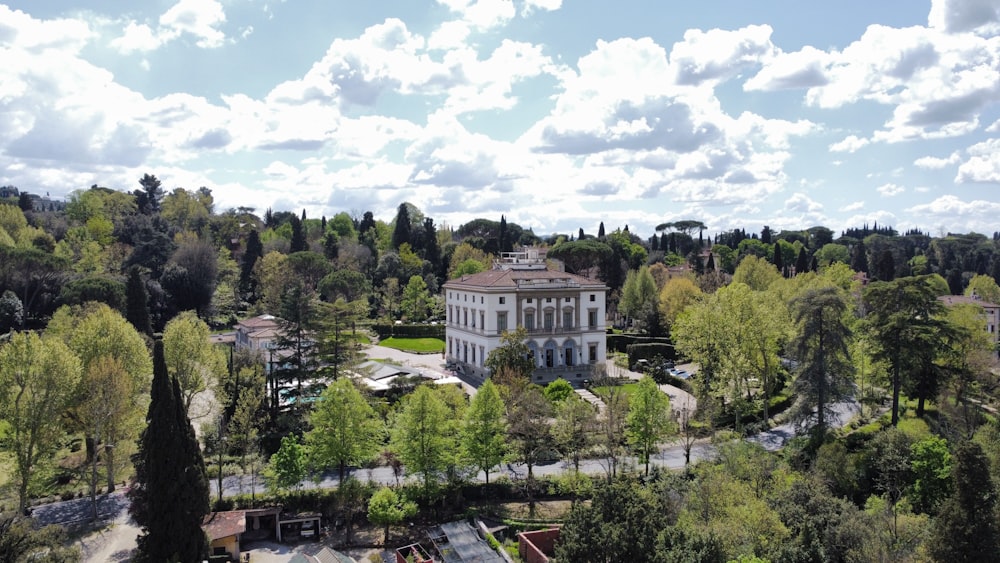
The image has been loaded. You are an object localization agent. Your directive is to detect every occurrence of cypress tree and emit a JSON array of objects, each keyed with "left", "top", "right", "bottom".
[
  {"left": 130, "top": 340, "right": 209, "bottom": 563},
  {"left": 773, "top": 244, "right": 784, "bottom": 273},
  {"left": 795, "top": 247, "right": 809, "bottom": 276},
  {"left": 391, "top": 204, "right": 411, "bottom": 250},
  {"left": 240, "top": 230, "right": 263, "bottom": 302},
  {"left": 289, "top": 215, "right": 307, "bottom": 253},
  {"left": 706, "top": 252, "right": 715, "bottom": 272},
  {"left": 499, "top": 215, "right": 509, "bottom": 253},
  {"left": 851, "top": 241, "right": 868, "bottom": 273},
  {"left": 597, "top": 222, "right": 605, "bottom": 239},
  {"left": 125, "top": 267, "right": 152, "bottom": 337}
]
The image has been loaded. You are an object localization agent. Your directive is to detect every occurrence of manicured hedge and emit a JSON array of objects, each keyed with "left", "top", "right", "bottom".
[
  {"left": 372, "top": 323, "right": 445, "bottom": 339},
  {"left": 607, "top": 333, "right": 674, "bottom": 354},
  {"left": 625, "top": 342, "right": 676, "bottom": 365}
]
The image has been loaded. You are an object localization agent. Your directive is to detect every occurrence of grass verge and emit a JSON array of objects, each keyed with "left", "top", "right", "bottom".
[{"left": 379, "top": 337, "right": 445, "bottom": 354}]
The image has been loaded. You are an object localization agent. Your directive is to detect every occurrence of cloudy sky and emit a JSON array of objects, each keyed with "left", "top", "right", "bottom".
[{"left": 2, "top": 0, "right": 1000, "bottom": 239}]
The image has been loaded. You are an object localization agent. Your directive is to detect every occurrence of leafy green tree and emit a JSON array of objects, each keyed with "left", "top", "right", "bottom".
[
  {"left": 658, "top": 276, "right": 702, "bottom": 330},
  {"left": 305, "top": 378, "right": 383, "bottom": 482},
  {"left": 268, "top": 434, "right": 307, "bottom": 491},
  {"left": 161, "top": 238, "right": 218, "bottom": 318},
  {"left": 543, "top": 377, "right": 574, "bottom": 404},
  {"left": 0, "top": 333, "right": 82, "bottom": 512},
  {"left": 401, "top": 275, "right": 433, "bottom": 322},
  {"left": 864, "top": 276, "right": 949, "bottom": 424},
  {"left": 59, "top": 275, "right": 126, "bottom": 312},
  {"left": 390, "top": 385, "right": 452, "bottom": 498},
  {"left": 732, "top": 255, "right": 781, "bottom": 291},
  {"left": 507, "top": 385, "right": 553, "bottom": 482},
  {"left": 909, "top": 435, "right": 952, "bottom": 515},
  {"left": 0, "top": 289, "right": 23, "bottom": 332},
  {"left": 164, "top": 310, "right": 228, "bottom": 413},
  {"left": 552, "top": 393, "right": 597, "bottom": 474},
  {"left": 547, "top": 239, "right": 612, "bottom": 276},
  {"left": 461, "top": 379, "right": 506, "bottom": 484},
  {"left": 788, "top": 285, "right": 854, "bottom": 435},
  {"left": 929, "top": 441, "right": 1000, "bottom": 561},
  {"left": 79, "top": 356, "right": 134, "bottom": 515},
  {"left": 0, "top": 513, "right": 81, "bottom": 562},
  {"left": 485, "top": 326, "right": 535, "bottom": 380},
  {"left": 50, "top": 303, "right": 151, "bottom": 488},
  {"left": 129, "top": 340, "right": 210, "bottom": 563},
  {"left": 619, "top": 265, "right": 659, "bottom": 332},
  {"left": 964, "top": 273, "right": 1000, "bottom": 304},
  {"left": 367, "top": 487, "right": 418, "bottom": 545},
  {"left": 626, "top": 376, "right": 673, "bottom": 475}
]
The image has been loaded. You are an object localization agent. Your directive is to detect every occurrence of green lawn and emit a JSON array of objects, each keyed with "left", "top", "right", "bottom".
[{"left": 379, "top": 337, "right": 445, "bottom": 354}]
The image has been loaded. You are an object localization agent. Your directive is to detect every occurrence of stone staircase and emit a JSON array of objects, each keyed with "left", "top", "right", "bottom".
[{"left": 574, "top": 388, "right": 606, "bottom": 415}]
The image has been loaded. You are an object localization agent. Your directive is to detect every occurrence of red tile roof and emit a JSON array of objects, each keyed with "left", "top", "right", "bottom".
[
  {"left": 203, "top": 511, "right": 247, "bottom": 541},
  {"left": 444, "top": 268, "right": 605, "bottom": 289}
]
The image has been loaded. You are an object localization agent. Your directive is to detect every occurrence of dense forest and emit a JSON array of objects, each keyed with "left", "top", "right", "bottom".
[{"left": 3, "top": 177, "right": 1000, "bottom": 561}]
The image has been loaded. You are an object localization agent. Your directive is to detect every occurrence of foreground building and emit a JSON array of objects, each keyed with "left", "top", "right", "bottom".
[{"left": 443, "top": 250, "right": 608, "bottom": 384}]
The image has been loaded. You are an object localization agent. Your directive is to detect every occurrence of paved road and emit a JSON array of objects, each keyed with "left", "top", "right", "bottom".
[
  {"left": 32, "top": 491, "right": 130, "bottom": 527},
  {"left": 31, "top": 345, "right": 854, "bottom": 526}
]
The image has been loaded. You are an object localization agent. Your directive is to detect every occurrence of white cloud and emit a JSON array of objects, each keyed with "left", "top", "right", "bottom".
[
  {"left": 840, "top": 201, "right": 865, "bottom": 212},
  {"left": 877, "top": 183, "right": 905, "bottom": 196},
  {"left": 956, "top": 138, "right": 1000, "bottom": 182},
  {"left": 914, "top": 151, "right": 960, "bottom": 168},
  {"left": 669, "top": 25, "right": 775, "bottom": 86},
  {"left": 929, "top": 0, "right": 1000, "bottom": 34},
  {"left": 785, "top": 192, "right": 823, "bottom": 212},
  {"left": 435, "top": 0, "right": 515, "bottom": 31},
  {"left": 829, "top": 134, "right": 869, "bottom": 153},
  {"left": 159, "top": 0, "right": 227, "bottom": 48},
  {"left": 521, "top": 0, "right": 562, "bottom": 16},
  {"left": 744, "top": 46, "right": 830, "bottom": 91},
  {"left": 109, "top": 21, "right": 162, "bottom": 54},
  {"left": 906, "top": 194, "right": 1000, "bottom": 233}
]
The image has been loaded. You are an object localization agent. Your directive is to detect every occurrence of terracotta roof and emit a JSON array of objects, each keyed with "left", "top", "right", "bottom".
[
  {"left": 938, "top": 295, "right": 1000, "bottom": 308},
  {"left": 236, "top": 314, "right": 281, "bottom": 329},
  {"left": 444, "top": 268, "right": 606, "bottom": 290},
  {"left": 203, "top": 511, "right": 247, "bottom": 540}
]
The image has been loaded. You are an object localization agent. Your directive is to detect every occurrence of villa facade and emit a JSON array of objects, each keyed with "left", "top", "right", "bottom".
[{"left": 443, "top": 250, "right": 608, "bottom": 384}]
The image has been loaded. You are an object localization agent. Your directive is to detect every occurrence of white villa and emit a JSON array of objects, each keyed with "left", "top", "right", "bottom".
[{"left": 443, "top": 249, "right": 608, "bottom": 384}]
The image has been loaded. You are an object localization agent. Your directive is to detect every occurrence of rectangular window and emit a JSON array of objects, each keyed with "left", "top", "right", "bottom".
[
  {"left": 464, "top": 310, "right": 468, "bottom": 326},
  {"left": 565, "top": 348, "right": 573, "bottom": 366},
  {"left": 527, "top": 298, "right": 533, "bottom": 303},
  {"left": 497, "top": 311, "right": 507, "bottom": 332},
  {"left": 544, "top": 311, "right": 554, "bottom": 330},
  {"left": 471, "top": 309, "right": 476, "bottom": 328},
  {"left": 499, "top": 296, "right": 506, "bottom": 304},
  {"left": 565, "top": 297, "right": 571, "bottom": 302},
  {"left": 472, "top": 346, "right": 476, "bottom": 363},
  {"left": 525, "top": 312, "right": 535, "bottom": 330},
  {"left": 479, "top": 311, "right": 484, "bottom": 329},
  {"left": 590, "top": 294, "right": 596, "bottom": 302},
  {"left": 589, "top": 344, "right": 597, "bottom": 364},
  {"left": 546, "top": 297, "right": 552, "bottom": 303},
  {"left": 588, "top": 309, "right": 598, "bottom": 328},
  {"left": 479, "top": 346, "right": 485, "bottom": 366},
  {"left": 563, "top": 310, "right": 573, "bottom": 329}
]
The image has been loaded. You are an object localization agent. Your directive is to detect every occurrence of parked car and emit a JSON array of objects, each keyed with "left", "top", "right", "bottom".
[
  {"left": 300, "top": 520, "right": 316, "bottom": 539},
  {"left": 669, "top": 368, "right": 689, "bottom": 379}
]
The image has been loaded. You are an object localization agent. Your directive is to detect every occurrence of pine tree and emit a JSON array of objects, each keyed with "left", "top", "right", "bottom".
[
  {"left": 125, "top": 267, "right": 152, "bottom": 337},
  {"left": 130, "top": 340, "right": 209, "bottom": 563},
  {"left": 930, "top": 441, "right": 1000, "bottom": 561},
  {"left": 138, "top": 174, "right": 163, "bottom": 214}
]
